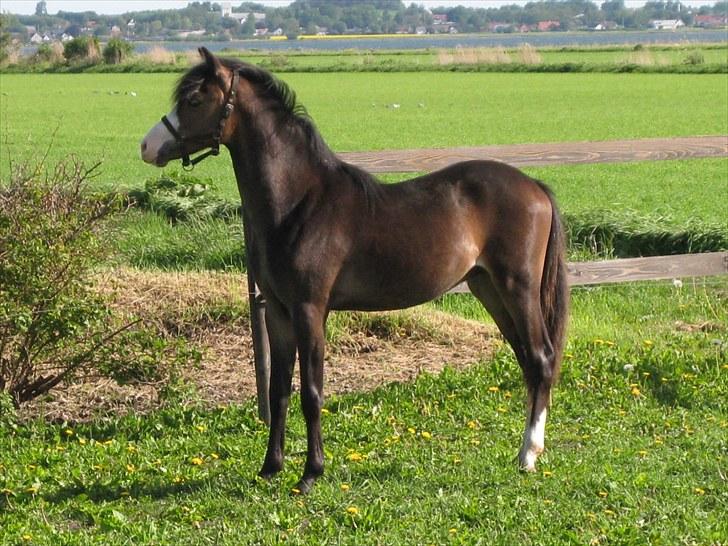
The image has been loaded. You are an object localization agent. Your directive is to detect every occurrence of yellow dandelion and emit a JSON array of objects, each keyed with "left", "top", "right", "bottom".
[
  {"left": 488, "top": 386, "right": 500, "bottom": 393},
  {"left": 631, "top": 386, "right": 641, "bottom": 397},
  {"left": 210, "top": 452, "right": 219, "bottom": 460},
  {"left": 120, "top": 491, "right": 130, "bottom": 497},
  {"left": 543, "top": 470, "right": 553, "bottom": 477},
  {"left": 190, "top": 457, "right": 204, "bottom": 466},
  {"left": 544, "top": 499, "right": 554, "bottom": 505},
  {"left": 340, "top": 483, "right": 350, "bottom": 492},
  {"left": 126, "top": 464, "right": 136, "bottom": 473},
  {"left": 291, "top": 487, "right": 301, "bottom": 495},
  {"left": 449, "top": 528, "right": 457, "bottom": 534},
  {"left": 172, "top": 476, "right": 183, "bottom": 483},
  {"left": 346, "top": 506, "right": 359, "bottom": 516},
  {"left": 497, "top": 407, "right": 507, "bottom": 413},
  {"left": 1, "top": 488, "right": 13, "bottom": 495},
  {"left": 407, "top": 427, "right": 416, "bottom": 434},
  {"left": 594, "top": 339, "right": 605, "bottom": 345},
  {"left": 598, "top": 491, "right": 608, "bottom": 498},
  {"left": 22, "top": 534, "right": 32, "bottom": 542},
  {"left": 26, "top": 487, "right": 38, "bottom": 494},
  {"left": 321, "top": 408, "right": 330, "bottom": 415},
  {"left": 453, "top": 457, "right": 462, "bottom": 464},
  {"left": 654, "top": 438, "right": 664, "bottom": 445},
  {"left": 64, "top": 428, "right": 74, "bottom": 436},
  {"left": 604, "top": 509, "right": 616, "bottom": 516},
  {"left": 78, "top": 438, "right": 87, "bottom": 445},
  {"left": 721, "top": 364, "right": 728, "bottom": 370},
  {"left": 504, "top": 391, "right": 512, "bottom": 399},
  {"left": 642, "top": 372, "right": 651, "bottom": 377},
  {"left": 55, "top": 445, "right": 65, "bottom": 451},
  {"left": 643, "top": 340, "right": 653, "bottom": 347},
  {"left": 347, "top": 452, "right": 364, "bottom": 462},
  {"left": 127, "top": 445, "right": 137, "bottom": 453},
  {"left": 638, "top": 450, "right": 648, "bottom": 457},
  {"left": 92, "top": 464, "right": 103, "bottom": 471},
  {"left": 195, "top": 425, "right": 206, "bottom": 433},
  {"left": 605, "top": 341, "right": 615, "bottom": 347},
  {"left": 103, "top": 439, "right": 113, "bottom": 446},
  {"left": 694, "top": 487, "right": 705, "bottom": 495},
  {"left": 467, "top": 420, "right": 478, "bottom": 429},
  {"left": 421, "top": 431, "right": 432, "bottom": 440},
  {"left": 470, "top": 439, "right": 481, "bottom": 446}
]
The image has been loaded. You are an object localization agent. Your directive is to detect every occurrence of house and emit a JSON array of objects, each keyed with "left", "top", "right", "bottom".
[
  {"left": 694, "top": 15, "right": 727, "bottom": 28},
  {"left": 30, "top": 33, "right": 44, "bottom": 44},
  {"left": 650, "top": 19, "right": 685, "bottom": 30},
  {"left": 432, "top": 14, "right": 448, "bottom": 25},
  {"left": 537, "top": 20, "right": 560, "bottom": 31}
]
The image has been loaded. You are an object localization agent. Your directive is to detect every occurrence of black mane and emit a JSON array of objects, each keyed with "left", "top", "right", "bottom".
[{"left": 174, "top": 58, "right": 382, "bottom": 202}]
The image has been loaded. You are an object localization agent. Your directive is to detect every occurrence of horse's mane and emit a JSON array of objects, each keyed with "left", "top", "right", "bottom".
[{"left": 174, "top": 58, "right": 382, "bottom": 202}]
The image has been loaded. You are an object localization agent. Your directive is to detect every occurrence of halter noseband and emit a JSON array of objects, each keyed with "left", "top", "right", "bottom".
[{"left": 161, "top": 70, "right": 239, "bottom": 171}]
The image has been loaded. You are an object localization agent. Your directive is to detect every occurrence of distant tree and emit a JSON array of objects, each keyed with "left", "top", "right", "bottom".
[
  {"left": 35, "top": 1, "right": 47, "bottom": 16},
  {"left": 241, "top": 11, "right": 256, "bottom": 35}
]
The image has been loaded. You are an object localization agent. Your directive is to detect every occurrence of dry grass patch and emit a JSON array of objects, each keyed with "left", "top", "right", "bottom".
[{"left": 22, "top": 268, "right": 498, "bottom": 422}]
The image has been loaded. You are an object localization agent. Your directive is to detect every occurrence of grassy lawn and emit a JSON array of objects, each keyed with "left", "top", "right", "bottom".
[
  {"left": 1, "top": 72, "right": 726, "bottom": 192},
  {"left": 1, "top": 281, "right": 726, "bottom": 544}
]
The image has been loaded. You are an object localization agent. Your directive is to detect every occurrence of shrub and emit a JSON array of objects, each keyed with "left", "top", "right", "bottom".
[
  {"left": 683, "top": 51, "right": 705, "bottom": 65},
  {"left": 0, "top": 157, "right": 195, "bottom": 407},
  {"left": 32, "top": 41, "right": 64, "bottom": 64},
  {"left": 63, "top": 35, "right": 101, "bottom": 63},
  {"left": 103, "top": 38, "right": 134, "bottom": 64}
]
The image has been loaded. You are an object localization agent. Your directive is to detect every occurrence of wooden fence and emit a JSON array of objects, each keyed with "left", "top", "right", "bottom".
[{"left": 246, "top": 135, "right": 728, "bottom": 423}]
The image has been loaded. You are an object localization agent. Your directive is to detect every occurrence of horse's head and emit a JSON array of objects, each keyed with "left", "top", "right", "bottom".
[{"left": 140, "top": 47, "right": 237, "bottom": 168}]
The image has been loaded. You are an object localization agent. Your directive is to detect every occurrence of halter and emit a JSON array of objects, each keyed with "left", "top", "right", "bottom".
[{"left": 161, "top": 70, "right": 239, "bottom": 171}]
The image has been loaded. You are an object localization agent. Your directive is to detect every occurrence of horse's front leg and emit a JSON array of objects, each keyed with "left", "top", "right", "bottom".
[
  {"left": 292, "top": 303, "right": 327, "bottom": 494},
  {"left": 259, "top": 299, "right": 296, "bottom": 479}
]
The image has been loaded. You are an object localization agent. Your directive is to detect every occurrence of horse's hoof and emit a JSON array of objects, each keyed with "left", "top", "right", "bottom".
[
  {"left": 292, "top": 476, "right": 317, "bottom": 495},
  {"left": 258, "top": 464, "right": 282, "bottom": 481}
]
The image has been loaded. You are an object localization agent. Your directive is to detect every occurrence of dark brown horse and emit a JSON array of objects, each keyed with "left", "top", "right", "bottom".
[{"left": 141, "top": 48, "right": 569, "bottom": 493}]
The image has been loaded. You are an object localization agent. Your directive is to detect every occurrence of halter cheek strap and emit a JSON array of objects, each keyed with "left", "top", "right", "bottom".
[{"left": 162, "top": 70, "right": 239, "bottom": 171}]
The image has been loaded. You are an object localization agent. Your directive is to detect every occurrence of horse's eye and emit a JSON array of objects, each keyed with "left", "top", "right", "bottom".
[{"left": 188, "top": 93, "right": 202, "bottom": 107}]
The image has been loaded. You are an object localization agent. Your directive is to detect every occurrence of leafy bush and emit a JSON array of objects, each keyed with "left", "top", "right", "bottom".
[
  {"left": 63, "top": 35, "right": 101, "bottom": 63},
  {"left": 683, "top": 51, "right": 705, "bottom": 65},
  {"left": 0, "top": 158, "right": 195, "bottom": 407},
  {"left": 32, "top": 42, "right": 64, "bottom": 64},
  {"left": 103, "top": 38, "right": 134, "bottom": 65}
]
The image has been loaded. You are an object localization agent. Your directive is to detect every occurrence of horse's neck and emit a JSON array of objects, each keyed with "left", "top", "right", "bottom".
[{"left": 228, "top": 118, "right": 321, "bottom": 231}]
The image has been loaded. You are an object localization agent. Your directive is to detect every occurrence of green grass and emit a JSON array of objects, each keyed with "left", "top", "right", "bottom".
[
  {"left": 2, "top": 281, "right": 726, "bottom": 544},
  {"left": 1, "top": 72, "right": 726, "bottom": 193}
]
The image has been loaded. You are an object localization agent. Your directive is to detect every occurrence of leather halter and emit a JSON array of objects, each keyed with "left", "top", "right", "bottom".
[{"left": 161, "top": 70, "right": 239, "bottom": 170}]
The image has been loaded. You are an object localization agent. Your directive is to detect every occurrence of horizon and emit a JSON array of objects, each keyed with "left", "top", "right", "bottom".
[{"left": 1, "top": 0, "right": 721, "bottom": 16}]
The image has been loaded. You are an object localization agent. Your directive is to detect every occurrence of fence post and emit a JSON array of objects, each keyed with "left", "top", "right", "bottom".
[{"left": 243, "top": 211, "right": 271, "bottom": 425}]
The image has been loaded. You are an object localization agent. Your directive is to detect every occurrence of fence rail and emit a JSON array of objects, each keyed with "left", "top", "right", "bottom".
[
  {"left": 339, "top": 135, "right": 728, "bottom": 173},
  {"left": 447, "top": 252, "right": 728, "bottom": 292}
]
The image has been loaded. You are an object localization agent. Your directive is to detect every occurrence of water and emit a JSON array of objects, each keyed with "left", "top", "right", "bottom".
[{"left": 132, "top": 29, "right": 727, "bottom": 53}]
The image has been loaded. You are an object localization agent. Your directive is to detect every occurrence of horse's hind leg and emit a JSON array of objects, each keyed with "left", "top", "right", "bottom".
[{"left": 468, "top": 265, "right": 556, "bottom": 472}]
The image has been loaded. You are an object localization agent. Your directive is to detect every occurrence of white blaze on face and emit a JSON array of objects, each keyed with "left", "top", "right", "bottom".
[{"left": 140, "top": 109, "right": 178, "bottom": 166}]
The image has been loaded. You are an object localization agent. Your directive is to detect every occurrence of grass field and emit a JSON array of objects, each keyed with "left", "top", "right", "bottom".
[
  {"left": 1, "top": 281, "right": 726, "bottom": 545},
  {"left": 2, "top": 65, "right": 727, "bottom": 544},
  {"left": 1, "top": 72, "right": 726, "bottom": 192}
]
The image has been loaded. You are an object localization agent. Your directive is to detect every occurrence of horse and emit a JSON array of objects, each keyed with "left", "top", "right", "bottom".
[{"left": 141, "top": 47, "right": 569, "bottom": 493}]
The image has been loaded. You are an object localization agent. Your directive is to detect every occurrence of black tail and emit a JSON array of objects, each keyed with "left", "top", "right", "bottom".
[{"left": 537, "top": 182, "right": 569, "bottom": 382}]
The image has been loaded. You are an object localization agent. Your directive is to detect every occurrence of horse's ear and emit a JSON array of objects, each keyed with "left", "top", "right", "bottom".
[{"left": 199, "top": 46, "right": 222, "bottom": 73}]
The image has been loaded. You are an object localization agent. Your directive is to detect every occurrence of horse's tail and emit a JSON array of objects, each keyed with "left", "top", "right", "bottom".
[{"left": 537, "top": 182, "right": 569, "bottom": 383}]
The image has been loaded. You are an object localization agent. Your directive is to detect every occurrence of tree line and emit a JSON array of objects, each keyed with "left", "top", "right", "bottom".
[{"left": 1, "top": 0, "right": 726, "bottom": 42}]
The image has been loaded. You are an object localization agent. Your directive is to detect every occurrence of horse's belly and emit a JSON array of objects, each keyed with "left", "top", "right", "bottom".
[{"left": 330, "top": 256, "right": 473, "bottom": 312}]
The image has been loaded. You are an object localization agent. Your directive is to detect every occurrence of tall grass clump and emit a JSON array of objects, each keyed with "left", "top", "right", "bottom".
[
  {"left": 516, "top": 43, "right": 542, "bottom": 64},
  {"left": 140, "top": 46, "right": 177, "bottom": 66},
  {"left": 0, "top": 157, "right": 195, "bottom": 408},
  {"left": 63, "top": 35, "right": 101, "bottom": 64}
]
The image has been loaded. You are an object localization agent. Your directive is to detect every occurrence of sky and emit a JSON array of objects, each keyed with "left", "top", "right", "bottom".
[{"left": 0, "top": 0, "right": 719, "bottom": 15}]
